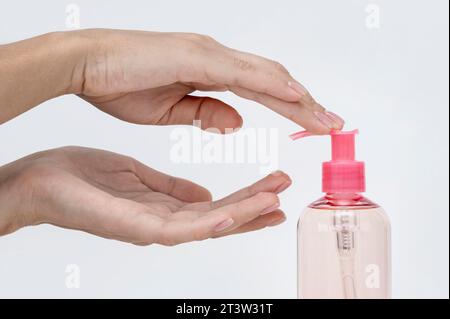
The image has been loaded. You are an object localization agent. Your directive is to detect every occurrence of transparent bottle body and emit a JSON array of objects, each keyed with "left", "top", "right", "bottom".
[{"left": 297, "top": 193, "right": 391, "bottom": 299}]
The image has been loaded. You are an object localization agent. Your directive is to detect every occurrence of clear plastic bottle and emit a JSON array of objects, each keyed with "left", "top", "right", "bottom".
[{"left": 290, "top": 129, "right": 391, "bottom": 299}]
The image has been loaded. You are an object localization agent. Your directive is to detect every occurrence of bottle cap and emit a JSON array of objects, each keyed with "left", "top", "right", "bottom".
[{"left": 290, "top": 129, "right": 365, "bottom": 193}]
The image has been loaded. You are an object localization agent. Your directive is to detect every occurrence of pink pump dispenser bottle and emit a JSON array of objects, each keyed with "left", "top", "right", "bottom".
[{"left": 291, "top": 129, "right": 391, "bottom": 299}]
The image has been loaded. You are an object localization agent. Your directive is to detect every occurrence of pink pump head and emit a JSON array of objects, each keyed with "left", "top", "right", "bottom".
[{"left": 290, "top": 129, "right": 365, "bottom": 193}]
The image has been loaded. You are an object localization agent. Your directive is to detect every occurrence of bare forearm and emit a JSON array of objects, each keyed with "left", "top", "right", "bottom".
[{"left": 0, "top": 31, "right": 88, "bottom": 124}]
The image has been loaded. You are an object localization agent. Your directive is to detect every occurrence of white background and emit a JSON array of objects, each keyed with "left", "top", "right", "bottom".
[{"left": 0, "top": 0, "right": 448, "bottom": 298}]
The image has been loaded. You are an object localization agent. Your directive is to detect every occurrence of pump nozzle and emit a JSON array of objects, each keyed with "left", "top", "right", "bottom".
[
  {"left": 330, "top": 129, "right": 358, "bottom": 161},
  {"left": 290, "top": 129, "right": 365, "bottom": 193}
]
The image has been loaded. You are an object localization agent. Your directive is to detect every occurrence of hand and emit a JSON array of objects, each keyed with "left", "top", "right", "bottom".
[
  {"left": 72, "top": 29, "right": 344, "bottom": 134},
  {"left": 0, "top": 29, "right": 344, "bottom": 131},
  {"left": 0, "top": 147, "right": 290, "bottom": 245}
]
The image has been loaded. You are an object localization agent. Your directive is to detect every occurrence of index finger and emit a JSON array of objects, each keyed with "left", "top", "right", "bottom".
[{"left": 197, "top": 40, "right": 307, "bottom": 102}]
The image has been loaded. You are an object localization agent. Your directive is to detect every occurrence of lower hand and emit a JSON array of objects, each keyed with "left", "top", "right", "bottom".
[{"left": 0, "top": 147, "right": 290, "bottom": 245}]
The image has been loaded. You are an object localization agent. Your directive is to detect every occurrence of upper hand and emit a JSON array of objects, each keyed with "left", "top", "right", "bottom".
[{"left": 72, "top": 29, "right": 344, "bottom": 134}]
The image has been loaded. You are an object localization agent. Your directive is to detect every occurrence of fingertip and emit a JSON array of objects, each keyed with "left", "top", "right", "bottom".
[
  {"left": 199, "top": 97, "right": 243, "bottom": 134},
  {"left": 266, "top": 170, "right": 292, "bottom": 194},
  {"left": 270, "top": 170, "right": 291, "bottom": 181},
  {"left": 194, "top": 186, "right": 213, "bottom": 202},
  {"left": 236, "top": 113, "right": 244, "bottom": 129},
  {"left": 248, "top": 171, "right": 292, "bottom": 196},
  {"left": 204, "top": 189, "right": 213, "bottom": 201},
  {"left": 174, "top": 179, "right": 212, "bottom": 203},
  {"left": 325, "top": 111, "right": 346, "bottom": 129},
  {"left": 274, "top": 180, "right": 292, "bottom": 194},
  {"left": 220, "top": 111, "right": 243, "bottom": 134},
  {"left": 267, "top": 215, "right": 286, "bottom": 227},
  {"left": 264, "top": 209, "right": 286, "bottom": 222}
]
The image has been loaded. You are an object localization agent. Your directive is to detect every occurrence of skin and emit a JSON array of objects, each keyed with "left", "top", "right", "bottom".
[{"left": 0, "top": 29, "right": 344, "bottom": 245}]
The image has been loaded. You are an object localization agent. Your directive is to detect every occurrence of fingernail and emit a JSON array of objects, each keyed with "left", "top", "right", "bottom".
[
  {"left": 314, "top": 111, "right": 336, "bottom": 129},
  {"left": 214, "top": 218, "right": 234, "bottom": 232},
  {"left": 261, "top": 202, "right": 280, "bottom": 215},
  {"left": 270, "top": 170, "right": 284, "bottom": 177},
  {"left": 288, "top": 81, "right": 307, "bottom": 98},
  {"left": 268, "top": 216, "right": 286, "bottom": 227},
  {"left": 275, "top": 180, "right": 292, "bottom": 194},
  {"left": 325, "top": 111, "right": 345, "bottom": 127}
]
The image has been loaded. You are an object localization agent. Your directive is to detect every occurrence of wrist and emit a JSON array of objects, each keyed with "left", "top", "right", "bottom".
[
  {"left": 46, "top": 30, "right": 97, "bottom": 95},
  {"left": 0, "top": 31, "right": 91, "bottom": 123},
  {"left": 0, "top": 163, "right": 32, "bottom": 235},
  {"left": 0, "top": 156, "right": 56, "bottom": 236}
]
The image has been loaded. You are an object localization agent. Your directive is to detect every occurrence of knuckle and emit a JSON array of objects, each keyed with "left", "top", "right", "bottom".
[
  {"left": 233, "top": 56, "right": 253, "bottom": 71},
  {"left": 183, "top": 33, "right": 216, "bottom": 46},
  {"left": 53, "top": 145, "right": 79, "bottom": 153},
  {"left": 201, "top": 34, "right": 217, "bottom": 44},
  {"left": 272, "top": 60, "right": 289, "bottom": 74},
  {"left": 189, "top": 33, "right": 205, "bottom": 42}
]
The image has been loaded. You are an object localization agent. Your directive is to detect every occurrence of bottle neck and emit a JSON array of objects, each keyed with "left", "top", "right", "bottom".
[
  {"left": 325, "top": 192, "right": 363, "bottom": 200},
  {"left": 309, "top": 192, "right": 379, "bottom": 210},
  {"left": 324, "top": 192, "right": 364, "bottom": 206}
]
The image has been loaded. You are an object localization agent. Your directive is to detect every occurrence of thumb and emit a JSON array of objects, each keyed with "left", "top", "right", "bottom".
[{"left": 162, "top": 95, "right": 243, "bottom": 134}]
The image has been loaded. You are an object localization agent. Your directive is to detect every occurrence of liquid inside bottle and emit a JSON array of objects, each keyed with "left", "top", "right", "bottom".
[{"left": 297, "top": 193, "right": 391, "bottom": 299}]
